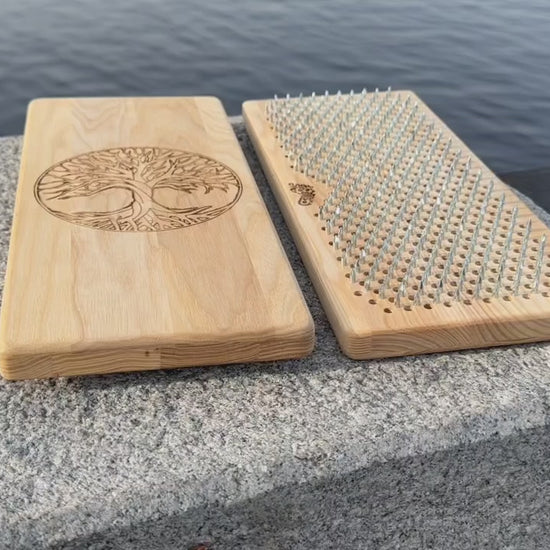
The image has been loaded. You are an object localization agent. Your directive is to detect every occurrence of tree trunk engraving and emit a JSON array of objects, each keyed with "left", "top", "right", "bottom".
[{"left": 34, "top": 147, "right": 243, "bottom": 232}]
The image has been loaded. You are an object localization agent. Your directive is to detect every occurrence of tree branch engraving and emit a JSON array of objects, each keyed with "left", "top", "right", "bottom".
[{"left": 34, "top": 147, "right": 242, "bottom": 231}]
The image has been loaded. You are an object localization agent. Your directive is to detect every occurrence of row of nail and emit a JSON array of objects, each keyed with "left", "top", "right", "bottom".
[
  {"left": 320, "top": 109, "right": 440, "bottom": 237},
  {"left": 267, "top": 90, "right": 549, "bottom": 306},
  {"left": 269, "top": 89, "right": 397, "bottom": 180}
]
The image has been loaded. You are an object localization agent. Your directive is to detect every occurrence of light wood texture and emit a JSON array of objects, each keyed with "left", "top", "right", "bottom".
[
  {"left": 0, "top": 97, "right": 313, "bottom": 379},
  {"left": 243, "top": 91, "right": 550, "bottom": 359}
]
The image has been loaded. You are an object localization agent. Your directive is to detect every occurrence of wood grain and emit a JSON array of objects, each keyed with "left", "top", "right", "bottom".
[
  {"left": 243, "top": 91, "right": 550, "bottom": 359},
  {"left": 0, "top": 97, "right": 313, "bottom": 379}
]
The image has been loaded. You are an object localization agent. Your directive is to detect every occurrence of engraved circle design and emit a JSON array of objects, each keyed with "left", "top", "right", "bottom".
[{"left": 34, "top": 147, "right": 243, "bottom": 232}]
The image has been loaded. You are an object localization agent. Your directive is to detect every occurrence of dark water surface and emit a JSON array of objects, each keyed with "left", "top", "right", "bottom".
[{"left": 1, "top": 0, "right": 549, "bottom": 172}]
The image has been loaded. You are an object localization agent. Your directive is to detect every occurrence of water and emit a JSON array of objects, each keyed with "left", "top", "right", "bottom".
[{"left": 0, "top": 0, "right": 549, "bottom": 172}]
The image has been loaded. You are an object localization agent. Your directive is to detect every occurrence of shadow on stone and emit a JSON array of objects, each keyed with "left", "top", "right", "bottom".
[{"left": 61, "top": 424, "right": 550, "bottom": 550}]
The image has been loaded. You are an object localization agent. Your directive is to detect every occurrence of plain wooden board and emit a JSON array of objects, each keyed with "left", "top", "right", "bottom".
[
  {"left": 243, "top": 91, "right": 550, "bottom": 359},
  {"left": 0, "top": 97, "right": 314, "bottom": 379}
]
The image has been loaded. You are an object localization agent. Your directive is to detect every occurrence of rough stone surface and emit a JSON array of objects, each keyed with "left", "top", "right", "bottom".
[{"left": 1, "top": 124, "right": 550, "bottom": 549}]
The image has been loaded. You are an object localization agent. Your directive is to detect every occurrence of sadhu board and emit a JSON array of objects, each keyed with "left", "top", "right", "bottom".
[
  {"left": 0, "top": 97, "right": 314, "bottom": 379},
  {"left": 243, "top": 90, "right": 550, "bottom": 359}
]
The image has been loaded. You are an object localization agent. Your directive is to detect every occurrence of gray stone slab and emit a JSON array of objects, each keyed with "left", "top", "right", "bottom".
[{"left": 1, "top": 123, "right": 550, "bottom": 549}]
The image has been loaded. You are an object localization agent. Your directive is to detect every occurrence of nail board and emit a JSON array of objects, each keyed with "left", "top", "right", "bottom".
[{"left": 243, "top": 90, "right": 550, "bottom": 358}]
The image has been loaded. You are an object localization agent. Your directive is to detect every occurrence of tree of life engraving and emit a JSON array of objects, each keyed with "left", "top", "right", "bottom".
[{"left": 34, "top": 147, "right": 242, "bottom": 231}]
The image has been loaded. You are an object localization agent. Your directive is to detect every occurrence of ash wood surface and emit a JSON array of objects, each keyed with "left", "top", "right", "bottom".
[
  {"left": 0, "top": 97, "right": 313, "bottom": 379},
  {"left": 243, "top": 91, "right": 550, "bottom": 359}
]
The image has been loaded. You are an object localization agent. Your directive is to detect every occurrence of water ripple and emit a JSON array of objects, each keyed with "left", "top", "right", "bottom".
[{"left": 0, "top": 0, "right": 549, "bottom": 171}]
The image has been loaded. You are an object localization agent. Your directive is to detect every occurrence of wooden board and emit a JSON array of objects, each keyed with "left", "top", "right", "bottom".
[
  {"left": 0, "top": 97, "right": 314, "bottom": 379},
  {"left": 243, "top": 90, "right": 550, "bottom": 359}
]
